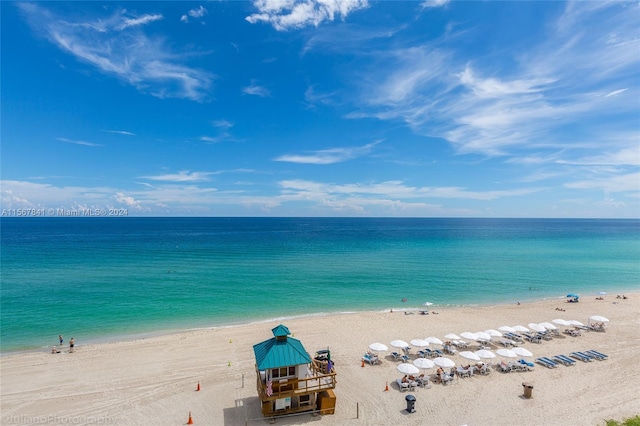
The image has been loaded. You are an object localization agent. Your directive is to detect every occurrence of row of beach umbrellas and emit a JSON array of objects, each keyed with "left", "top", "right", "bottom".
[{"left": 371, "top": 314, "right": 610, "bottom": 374}]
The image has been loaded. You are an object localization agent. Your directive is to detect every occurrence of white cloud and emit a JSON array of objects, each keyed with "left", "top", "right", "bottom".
[
  {"left": 118, "top": 13, "right": 163, "bottom": 30},
  {"left": 141, "top": 171, "right": 215, "bottom": 183},
  {"left": 181, "top": 5, "right": 208, "bottom": 23},
  {"left": 278, "top": 179, "right": 542, "bottom": 201},
  {"left": 114, "top": 192, "right": 142, "bottom": 209},
  {"left": 344, "top": 1, "right": 639, "bottom": 167},
  {"left": 421, "top": 0, "right": 450, "bottom": 9},
  {"left": 246, "top": 0, "right": 369, "bottom": 31},
  {"left": 565, "top": 172, "right": 640, "bottom": 193},
  {"left": 212, "top": 120, "right": 234, "bottom": 129},
  {"left": 56, "top": 137, "right": 103, "bottom": 147},
  {"left": 274, "top": 141, "right": 380, "bottom": 164},
  {"left": 104, "top": 130, "right": 135, "bottom": 136},
  {"left": 605, "top": 88, "right": 628, "bottom": 98},
  {"left": 19, "top": 4, "right": 212, "bottom": 101},
  {"left": 242, "top": 83, "right": 271, "bottom": 97}
]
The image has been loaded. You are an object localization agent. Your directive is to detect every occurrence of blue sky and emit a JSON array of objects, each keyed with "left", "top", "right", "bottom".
[{"left": 1, "top": 1, "right": 639, "bottom": 217}]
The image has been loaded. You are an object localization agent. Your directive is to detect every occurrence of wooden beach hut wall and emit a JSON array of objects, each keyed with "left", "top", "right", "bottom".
[{"left": 253, "top": 324, "right": 337, "bottom": 417}]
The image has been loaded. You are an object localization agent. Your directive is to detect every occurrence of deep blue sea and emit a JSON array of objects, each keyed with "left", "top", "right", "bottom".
[{"left": 1, "top": 218, "right": 639, "bottom": 353}]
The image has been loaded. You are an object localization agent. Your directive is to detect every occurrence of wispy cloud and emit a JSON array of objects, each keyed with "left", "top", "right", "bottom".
[
  {"left": 199, "top": 120, "right": 236, "bottom": 143},
  {"left": 19, "top": 3, "right": 212, "bottom": 101},
  {"left": 421, "top": 0, "right": 450, "bottom": 9},
  {"left": 181, "top": 5, "right": 208, "bottom": 24},
  {"left": 141, "top": 171, "right": 215, "bottom": 183},
  {"left": 279, "top": 179, "right": 542, "bottom": 201},
  {"left": 56, "top": 137, "right": 103, "bottom": 147},
  {"left": 605, "top": 88, "right": 628, "bottom": 98},
  {"left": 242, "top": 81, "right": 271, "bottom": 97},
  {"left": 104, "top": 130, "right": 136, "bottom": 136},
  {"left": 212, "top": 120, "right": 234, "bottom": 129},
  {"left": 274, "top": 141, "right": 380, "bottom": 164},
  {"left": 343, "top": 1, "right": 639, "bottom": 166},
  {"left": 119, "top": 13, "right": 163, "bottom": 30},
  {"left": 246, "top": 0, "right": 369, "bottom": 31}
]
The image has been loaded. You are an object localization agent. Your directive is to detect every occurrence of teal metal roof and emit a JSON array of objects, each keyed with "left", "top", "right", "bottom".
[
  {"left": 272, "top": 324, "right": 291, "bottom": 337},
  {"left": 253, "top": 324, "right": 312, "bottom": 370}
]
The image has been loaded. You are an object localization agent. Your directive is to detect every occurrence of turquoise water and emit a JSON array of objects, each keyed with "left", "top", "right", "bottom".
[{"left": 1, "top": 218, "right": 639, "bottom": 353}]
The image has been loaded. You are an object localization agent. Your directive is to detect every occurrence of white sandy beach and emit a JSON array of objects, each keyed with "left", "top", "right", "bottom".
[{"left": 1, "top": 294, "right": 639, "bottom": 426}]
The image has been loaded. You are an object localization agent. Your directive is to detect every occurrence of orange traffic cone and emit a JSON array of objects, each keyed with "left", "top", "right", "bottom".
[
  {"left": 187, "top": 412, "right": 194, "bottom": 424},
  {"left": 196, "top": 382, "right": 200, "bottom": 392},
  {"left": 384, "top": 381, "right": 389, "bottom": 392},
  {"left": 361, "top": 359, "right": 365, "bottom": 367}
]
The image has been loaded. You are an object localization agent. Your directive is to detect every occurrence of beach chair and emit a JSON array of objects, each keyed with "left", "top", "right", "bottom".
[
  {"left": 508, "top": 361, "right": 524, "bottom": 371},
  {"left": 441, "top": 373, "right": 454, "bottom": 385},
  {"left": 570, "top": 352, "right": 593, "bottom": 362},
  {"left": 518, "top": 359, "right": 534, "bottom": 370},
  {"left": 396, "top": 378, "right": 409, "bottom": 392},
  {"left": 536, "top": 357, "right": 558, "bottom": 369},
  {"left": 552, "top": 355, "right": 576, "bottom": 366},
  {"left": 391, "top": 352, "right": 401, "bottom": 361},
  {"left": 585, "top": 349, "right": 608, "bottom": 360},
  {"left": 499, "top": 361, "right": 512, "bottom": 373},
  {"left": 363, "top": 353, "right": 379, "bottom": 365},
  {"left": 417, "top": 376, "right": 431, "bottom": 389},
  {"left": 401, "top": 355, "right": 410, "bottom": 363}
]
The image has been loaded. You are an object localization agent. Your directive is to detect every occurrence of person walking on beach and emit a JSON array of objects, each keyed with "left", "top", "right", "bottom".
[
  {"left": 59, "top": 335, "right": 63, "bottom": 345},
  {"left": 69, "top": 337, "right": 75, "bottom": 353}
]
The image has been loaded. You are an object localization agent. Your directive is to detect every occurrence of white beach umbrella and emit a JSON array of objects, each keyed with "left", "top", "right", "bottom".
[
  {"left": 433, "top": 357, "right": 456, "bottom": 368},
  {"left": 496, "top": 348, "right": 517, "bottom": 358},
  {"left": 475, "top": 332, "right": 492, "bottom": 341},
  {"left": 397, "top": 363, "right": 420, "bottom": 375},
  {"left": 390, "top": 340, "right": 409, "bottom": 349},
  {"left": 484, "top": 329, "right": 503, "bottom": 337},
  {"left": 425, "top": 337, "right": 443, "bottom": 345},
  {"left": 512, "top": 347, "right": 533, "bottom": 357},
  {"left": 539, "top": 322, "right": 557, "bottom": 331},
  {"left": 590, "top": 315, "right": 609, "bottom": 322},
  {"left": 410, "top": 339, "right": 430, "bottom": 348},
  {"left": 498, "top": 325, "right": 517, "bottom": 333},
  {"left": 369, "top": 342, "right": 388, "bottom": 352},
  {"left": 528, "top": 323, "right": 546, "bottom": 332},
  {"left": 413, "top": 358, "right": 435, "bottom": 369},
  {"left": 459, "top": 351, "right": 481, "bottom": 361},
  {"left": 568, "top": 320, "right": 585, "bottom": 327},
  {"left": 444, "top": 333, "right": 461, "bottom": 340},
  {"left": 460, "top": 332, "right": 477, "bottom": 340},
  {"left": 552, "top": 319, "right": 571, "bottom": 326},
  {"left": 513, "top": 325, "right": 530, "bottom": 332},
  {"left": 475, "top": 349, "right": 496, "bottom": 359}
]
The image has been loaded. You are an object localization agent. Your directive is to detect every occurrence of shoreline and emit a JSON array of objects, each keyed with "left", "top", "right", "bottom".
[
  {"left": 2, "top": 293, "right": 639, "bottom": 425},
  {"left": 3, "top": 288, "right": 637, "bottom": 356}
]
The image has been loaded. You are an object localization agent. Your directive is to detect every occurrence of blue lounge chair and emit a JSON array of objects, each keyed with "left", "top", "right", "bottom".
[
  {"left": 536, "top": 357, "right": 558, "bottom": 368},
  {"left": 570, "top": 351, "right": 593, "bottom": 362},
  {"left": 585, "top": 349, "right": 608, "bottom": 360},
  {"left": 519, "top": 358, "right": 535, "bottom": 368},
  {"left": 553, "top": 355, "right": 576, "bottom": 366},
  {"left": 391, "top": 352, "right": 401, "bottom": 361}
]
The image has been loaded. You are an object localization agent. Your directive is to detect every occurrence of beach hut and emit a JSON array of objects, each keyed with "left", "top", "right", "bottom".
[{"left": 253, "top": 324, "right": 337, "bottom": 417}]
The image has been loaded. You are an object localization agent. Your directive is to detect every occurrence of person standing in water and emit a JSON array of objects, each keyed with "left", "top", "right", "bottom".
[{"left": 69, "top": 337, "right": 75, "bottom": 353}]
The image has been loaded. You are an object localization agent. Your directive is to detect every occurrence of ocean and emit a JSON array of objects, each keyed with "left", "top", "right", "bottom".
[{"left": 1, "top": 217, "right": 638, "bottom": 353}]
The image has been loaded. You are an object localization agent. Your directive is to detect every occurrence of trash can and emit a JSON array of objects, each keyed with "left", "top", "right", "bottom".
[
  {"left": 522, "top": 382, "right": 533, "bottom": 399},
  {"left": 405, "top": 394, "right": 416, "bottom": 413}
]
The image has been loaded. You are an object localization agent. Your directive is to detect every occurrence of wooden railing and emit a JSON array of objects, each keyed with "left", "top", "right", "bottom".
[{"left": 255, "top": 366, "right": 337, "bottom": 401}]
